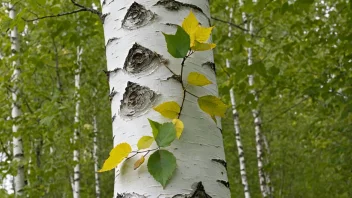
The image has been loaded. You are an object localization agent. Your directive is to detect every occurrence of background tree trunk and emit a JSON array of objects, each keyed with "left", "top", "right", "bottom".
[
  {"left": 225, "top": 4, "right": 251, "bottom": 198},
  {"left": 9, "top": 3, "right": 25, "bottom": 196},
  {"left": 73, "top": 47, "right": 83, "bottom": 198}
]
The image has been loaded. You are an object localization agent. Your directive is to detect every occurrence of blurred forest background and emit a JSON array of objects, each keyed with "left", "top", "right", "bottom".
[{"left": 0, "top": 0, "right": 351, "bottom": 197}]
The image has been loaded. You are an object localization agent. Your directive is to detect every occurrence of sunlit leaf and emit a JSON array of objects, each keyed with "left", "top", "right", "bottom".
[
  {"left": 187, "top": 72, "right": 212, "bottom": 86},
  {"left": 198, "top": 95, "right": 228, "bottom": 118},
  {"left": 191, "top": 40, "right": 216, "bottom": 51},
  {"left": 98, "top": 143, "right": 132, "bottom": 172},
  {"left": 172, "top": 119, "right": 184, "bottom": 139},
  {"left": 137, "top": 136, "right": 154, "bottom": 150},
  {"left": 153, "top": 101, "right": 180, "bottom": 119}
]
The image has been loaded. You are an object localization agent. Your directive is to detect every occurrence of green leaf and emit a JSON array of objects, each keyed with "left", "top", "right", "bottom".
[
  {"left": 155, "top": 122, "right": 176, "bottom": 147},
  {"left": 163, "top": 25, "right": 190, "bottom": 58},
  {"left": 148, "top": 150, "right": 176, "bottom": 188},
  {"left": 148, "top": 119, "right": 162, "bottom": 138},
  {"left": 198, "top": 95, "right": 229, "bottom": 118}
]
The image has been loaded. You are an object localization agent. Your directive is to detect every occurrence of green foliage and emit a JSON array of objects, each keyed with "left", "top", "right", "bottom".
[
  {"left": 155, "top": 123, "right": 176, "bottom": 148},
  {"left": 163, "top": 26, "right": 190, "bottom": 58},
  {"left": 147, "top": 150, "right": 177, "bottom": 188}
]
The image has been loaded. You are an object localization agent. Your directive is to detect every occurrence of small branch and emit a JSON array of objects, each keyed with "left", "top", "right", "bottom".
[
  {"left": 23, "top": 1, "right": 102, "bottom": 22},
  {"left": 70, "top": 0, "right": 101, "bottom": 16},
  {"left": 23, "top": 9, "right": 87, "bottom": 22},
  {"left": 211, "top": 17, "right": 248, "bottom": 32},
  {"left": 127, "top": 148, "right": 158, "bottom": 160}
]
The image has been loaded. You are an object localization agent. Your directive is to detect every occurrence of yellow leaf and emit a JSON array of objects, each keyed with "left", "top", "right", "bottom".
[
  {"left": 172, "top": 119, "right": 184, "bottom": 139},
  {"left": 134, "top": 156, "right": 145, "bottom": 170},
  {"left": 98, "top": 143, "right": 132, "bottom": 172},
  {"left": 191, "top": 40, "right": 216, "bottom": 51},
  {"left": 137, "top": 136, "right": 154, "bottom": 150},
  {"left": 153, "top": 101, "right": 180, "bottom": 119},
  {"left": 198, "top": 95, "right": 229, "bottom": 118},
  {"left": 194, "top": 26, "right": 213, "bottom": 43},
  {"left": 187, "top": 72, "right": 212, "bottom": 86},
  {"left": 181, "top": 10, "right": 215, "bottom": 48},
  {"left": 182, "top": 10, "right": 199, "bottom": 46}
]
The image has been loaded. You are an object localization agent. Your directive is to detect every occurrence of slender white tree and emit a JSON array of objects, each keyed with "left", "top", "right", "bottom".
[
  {"left": 99, "top": 0, "right": 230, "bottom": 197},
  {"left": 73, "top": 47, "right": 83, "bottom": 198},
  {"left": 9, "top": 3, "right": 25, "bottom": 196},
  {"left": 225, "top": 5, "right": 251, "bottom": 198},
  {"left": 93, "top": 110, "right": 101, "bottom": 198},
  {"left": 239, "top": 0, "right": 272, "bottom": 197}
]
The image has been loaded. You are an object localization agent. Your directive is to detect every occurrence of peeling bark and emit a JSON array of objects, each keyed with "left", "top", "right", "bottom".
[
  {"left": 122, "top": 2, "right": 156, "bottom": 30},
  {"left": 119, "top": 82, "right": 158, "bottom": 118}
]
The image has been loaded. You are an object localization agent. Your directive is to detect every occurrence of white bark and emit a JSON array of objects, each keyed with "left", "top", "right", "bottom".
[
  {"left": 9, "top": 3, "right": 25, "bottom": 196},
  {"left": 226, "top": 5, "right": 251, "bottom": 198},
  {"left": 100, "top": 0, "right": 229, "bottom": 197},
  {"left": 73, "top": 47, "right": 83, "bottom": 198},
  {"left": 239, "top": 0, "right": 272, "bottom": 197},
  {"left": 93, "top": 114, "right": 101, "bottom": 198}
]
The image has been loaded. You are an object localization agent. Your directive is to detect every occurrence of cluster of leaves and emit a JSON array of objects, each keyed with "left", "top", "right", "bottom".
[{"left": 98, "top": 11, "right": 228, "bottom": 188}]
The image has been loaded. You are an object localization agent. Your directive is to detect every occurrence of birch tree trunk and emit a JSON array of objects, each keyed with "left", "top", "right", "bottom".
[
  {"left": 100, "top": 0, "right": 229, "bottom": 197},
  {"left": 93, "top": 113, "right": 101, "bottom": 198},
  {"left": 9, "top": 3, "right": 26, "bottom": 196},
  {"left": 225, "top": 5, "right": 251, "bottom": 198},
  {"left": 73, "top": 47, "right": 83, "bottom": 198},
  {"left": 238, "top": 0, "right": 271, "bottom": 197}
]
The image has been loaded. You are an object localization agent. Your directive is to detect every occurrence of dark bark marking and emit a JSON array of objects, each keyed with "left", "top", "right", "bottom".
[
  {"left": 112, "top": 114, "right": 116, "bottom": 122},
  {"left": 116, "top": 193, "right": 147, "bottom": 198},
  {"left": 202, "top": 62, "right": 216, "bottom": 74},
  {"left": 120, "top": 82, "right": 158, "bottom": 118},
  {"left": 211, "top": 159, "right": 227, "bottom": 169},
  {"left": 104, "top": 68, "right": 121, "bottom": 82},
  {"left": 217, "top": 180, "right": 230, "bottom": 189},
  {"left": 172, "top": 182, "right": 212, "bottom": 198},
  {"left": 124, "top": 43, "right": 163, "bottom": 74},
  {"left": 101, "top": 13, "right": 110, "bottom": 24},
  {"left": 106, "top": 37, "right": 120, "bottom": 47},
  {"left": 122, "top": 2, "right": 156, "bottom": 30},
  {"left": 154, "top": 0, "right": 203, "bottom": 13},
  {"left": 154, "top": 0, "right": 210, "bottom": 25},
  {"left": 109, "top": 87, "right": 118, "bottom": 102}
]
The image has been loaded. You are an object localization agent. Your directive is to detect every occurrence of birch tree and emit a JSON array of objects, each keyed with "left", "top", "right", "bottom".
[
  {"left": 225, "top": 4, "right": 251, "bottom": 198},
  {"left": 9, "top": 3, "right": 25, "bottom": 196},
  {"left": 238, "top": 0, "right": 271, "bottom": 197},
  {"left": 98, "top": 0, "right": 230, "bottom": 197},
  {"left": 73, "top": 47, "right": 83, "bottom": 198}
]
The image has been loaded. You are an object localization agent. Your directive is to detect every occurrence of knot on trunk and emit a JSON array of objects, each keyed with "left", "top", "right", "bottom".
[
  {"left": 120, "top": 82, "right": 158, "bottom": 118},
  {"left": 124, "top": 43, "right": 161, "bottom": 74},
  {"left": 122, "top": 2, "right": 155, "bottom": 30}
]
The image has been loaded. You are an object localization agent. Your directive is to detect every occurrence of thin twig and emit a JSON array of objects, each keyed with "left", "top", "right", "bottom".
[
  {"left": 211, "top": 16, "right": 248, "bottom": 32},
  {"left": 23, "top": 9, "right": 87, "bottom": 22}
]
